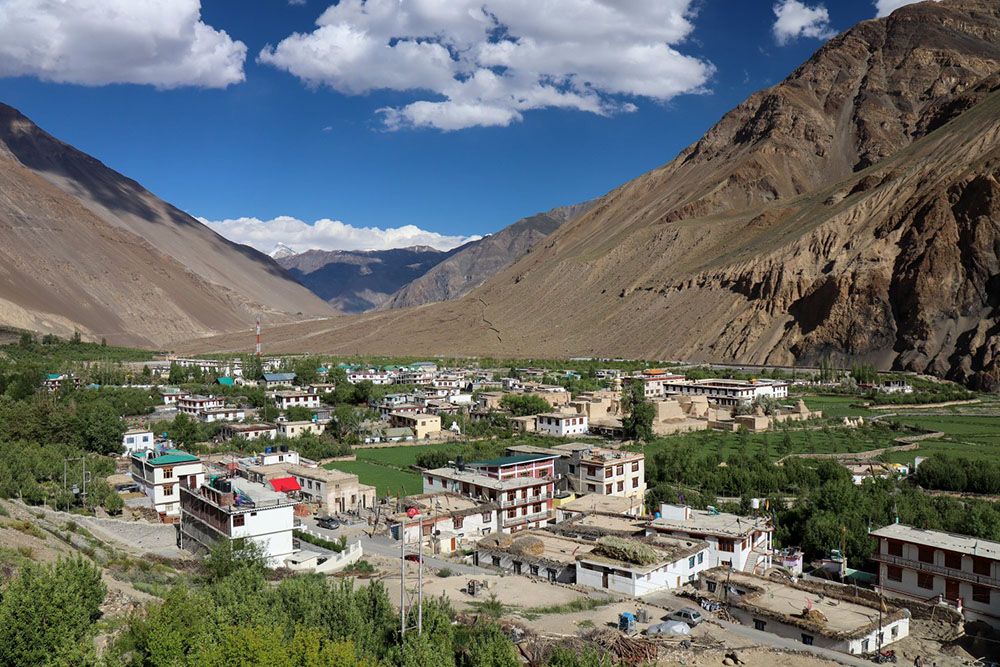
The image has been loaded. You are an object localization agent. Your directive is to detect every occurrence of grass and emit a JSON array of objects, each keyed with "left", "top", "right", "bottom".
[
  {"left": 523, "top": 598, "right": 609, "bottom": 616},
  {"left": 880, "top": 414, "right": 1000, "bottom": 466},
  {"left": 324, "top": 460, "right": 422, "bottom": 496},
  {"left": 295, "top": 530, "right": 345, "bottom": 552},
  {"left": 356, "top": 444, "right": 455, "bottom": 468},
  {"left": 799, "top": 395, "right": 875, "bottom": 419},
  {"left": 466, "top": 593, "right": 515, "bottom": 618}
]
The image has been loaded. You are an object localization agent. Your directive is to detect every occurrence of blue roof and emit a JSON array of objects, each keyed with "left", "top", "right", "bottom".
[
  {"left": 316, "top": 366, "right": 328, "bottom": 373},
  {"left": 263, "top": 372, "right": 296, "bottom": 382},
  {"left": 217, "top": 377, "right": 234, "bottom": 386}
]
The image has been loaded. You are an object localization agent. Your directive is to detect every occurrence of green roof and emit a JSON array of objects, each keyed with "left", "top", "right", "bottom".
[
  {"left": 47, "top": 374, "right": 61, "bottom": 380},
  {"left": 216, "top": 377, "right": 234, "bottom": 386},
  {"left": 133, "top": 450, "right": 199, "bottom": 465},
  {"left": 470, "top": 454, "right": 557, "bottom": 467}
]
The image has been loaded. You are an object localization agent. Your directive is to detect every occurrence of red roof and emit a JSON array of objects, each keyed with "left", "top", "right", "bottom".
[{"left": 270, "top": 477, "right": 301, "bottom": 493}]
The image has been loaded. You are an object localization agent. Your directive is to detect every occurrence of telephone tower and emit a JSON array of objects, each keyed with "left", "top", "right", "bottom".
[{"left": 255, "top": 318, "right": 261, "bottom": 358}]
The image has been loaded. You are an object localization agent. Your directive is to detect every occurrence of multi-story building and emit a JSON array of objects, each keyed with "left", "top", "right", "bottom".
[
  {"left": 272, "top": 390, "right": 321, "bottom": 411},
  {"left": 623, "top": 370, "right": 686, "bottom": 398},
  {"left": 535, "top": 413, "right": 588, "bottom": 437},
  {"left": 286, "top": 465, "right": 376, "bottom": 513},
  {"left": 261, "top": 372, "right": 297, "bottom": 388},
  {"left": 130, "top": 450, "right": 205, "bottom": 519},
  {"left": 647, "top": 504, "right": 773, "bottom": 574},
  {"left": 159, "top": 387, "right": 190, "bottom": 405},
  {"left": 221, "top": 423, "right": 277, "bottom": 441},
  {"left": 177, "top": 395, "right": 225, "bottom": 417},
  {"left": 198, "top": 407, "right": 246, "bottom": 423},
  {"left": 388, "top": 492, "right": 499, "bottom": 553},
  {"left": 347, "top": 369, "right": 393, "bottom": 385},
  {"left": 576, "top": 534, "right": 710, "bottom": 595},
  {"left": 871, "top": 523, "right": 1000, "bottom": 627},
  {"left": 423, "top": 454, "right": 558, "bottom": 532},
  {"left": 122, "top": 429, "right": 154, "bottom": 455},
  {"left": 179, "top": 475, "right": 299, "bottom": 567},
  {"left": 388, "top": 412, "right": 441, "bottom": 440},
  {"left": 659, "top": 379, "right": 789, "bottom": 407},
  {"left": 43, "top": 373, "right": 83, "bottom": 393},
  {"left": 276, "top": 420, "right": 324, "bottom": 438},
  {"left": 570, "top": 447, "right": 645, "bottom": 498}
]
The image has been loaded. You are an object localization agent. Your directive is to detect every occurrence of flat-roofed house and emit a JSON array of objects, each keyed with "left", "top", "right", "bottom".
[
  {"left": 388, "top": 412, "right": 441, "bottom": 440},
  {"left": 388, "top": 492, "right": 499, "bottom": 553},
  {"left": 575, "top": 534, "right": 710, "bottom": 595},
  {"left": 130, "top": 450, "right": 205, "bottom": 519},
  {"left": 221, "top": 423, "right": 277, "bottom": 441},
  {"left": 872, "top": 523, "right": 1000, "bottom": 627},
  {"left": 122, "top": 429, "right": 154, "bottom": 455},
  {"left": 698, "top": 569, "right": 910, "bottom": 656},
  {"left": 276, "top": 420, "right": 324, "bottom": 438},
  {"left": 286, "top": 465, "right": 376, "bottom": 513},
  {"left": 647, "top": 504, "right": 773, "bottom": 574},
  {"left": 535, "top": 413, "right": 588, "bottom": 437},
  {"left": 177, "top": 395, "right": 225, "bottom": 417},
  {"left": 272, "top": 390, "right": 321, "bottom": 411}
]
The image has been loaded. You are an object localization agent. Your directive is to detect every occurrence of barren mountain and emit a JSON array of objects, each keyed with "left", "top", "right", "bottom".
[
  {"left": 0, "top": 104, "right": 333, "bottom": 346},
  {"left": 181, "top": 0, "right": 1000, "bottom": 388},
  {"left": 277, "top": 246, "right": 455, "bottom": 313},
  {"left": 381, "top": 200, "right": 595, "bottom": 309}
]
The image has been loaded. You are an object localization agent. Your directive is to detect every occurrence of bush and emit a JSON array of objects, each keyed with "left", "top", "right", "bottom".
[
  {"left": 294, "top": 530, "right": 344, "bottom": 552},
  {"left": 437, "top": 567, "right": 453, "bottom": 578}
]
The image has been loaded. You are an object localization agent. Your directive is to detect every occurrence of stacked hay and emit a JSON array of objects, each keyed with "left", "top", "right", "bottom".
[
  {"left": 800, "top": 608, "right": 828, "bottom": 625},
  {"left": 510, "top": 536, "right": 545, "bottom": 556},
  {"left": 478, "top": 532, "right": 513, "bottom": 550},
  {"left": 594, "top": 536, "right": 659, "bottom": 566}
]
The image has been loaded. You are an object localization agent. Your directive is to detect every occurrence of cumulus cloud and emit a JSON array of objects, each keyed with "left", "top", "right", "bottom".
[
  {"left": 0, "top": 0, "right": 246, "bottom": 88},
  {"left": 199, "top": 215, "right": 481, "bottom": 254},
  {"left": 772, "top": 0, "right": 836, "bottom": 45},
  {"left": 874, "top": 0, "right": 937, "bottom": 17},
  {"left": 258, "top": 0, "right": 714, "bottom": 131}
]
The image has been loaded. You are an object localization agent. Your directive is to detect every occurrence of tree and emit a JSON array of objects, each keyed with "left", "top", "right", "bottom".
[
  {"left": 243, "top": 354, "right": 264, "bottom": 382},
  {"left": 0, "top": 557, "right": 106, "bottom": 666},
  {"left": 82, "top": 401, "right": 125, "bottom": 455},
  {"left": 499, "top": 393, "right": 551, "bottom": 417},
  {"left": 104, "top": 490, "right": 124, "bottom": 515},
  {"left": 204, "top": 537, "right": 269, "bottom": 580},
  {"left": 167, "top": 412, "right": 200, "bottom": 447},
  {"left": 621, "top": 382, "right": 654, "bottom": 442}
]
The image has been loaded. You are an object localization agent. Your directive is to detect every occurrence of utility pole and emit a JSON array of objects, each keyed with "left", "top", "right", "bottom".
[
  {"left": 417, "top": 522, "right": 423, "bottom": 634},
  {"left": 400, "top": 516, "right": 406, "bottom": 641},
  {"left": 63, "top": 456, "right": 90, "bottom": 509}
]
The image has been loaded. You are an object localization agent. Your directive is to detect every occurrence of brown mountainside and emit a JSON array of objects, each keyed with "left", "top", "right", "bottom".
[
  {"left": 182, "top": 0, "right": 1000, "bottom": 387},
  {"left": 0, "top": 104, "right": 333, "bottom": 346}
]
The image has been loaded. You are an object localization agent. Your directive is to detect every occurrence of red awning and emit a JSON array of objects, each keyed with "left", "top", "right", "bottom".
[{"left": 270, "top": 476, "right": 301, "bottom": 493}]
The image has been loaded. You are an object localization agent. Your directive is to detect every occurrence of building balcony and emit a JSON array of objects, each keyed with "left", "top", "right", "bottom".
[
  {"left": 872, "top": 552, "right": 1000, "bottom": 589},
  {"left": 500, "top": 492, "right": 552, "bottom": 508},
  {"left": 502, "top": 510, "right": 552, "bottom": 527}
]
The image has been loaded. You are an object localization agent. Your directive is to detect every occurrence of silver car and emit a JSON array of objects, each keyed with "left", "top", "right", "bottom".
[{"left": 665, "top": 608, "right": 703, "bottom": 627}]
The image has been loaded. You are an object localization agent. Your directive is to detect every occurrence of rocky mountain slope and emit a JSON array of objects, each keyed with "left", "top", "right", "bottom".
[
  {"left": 181, "top": 0, "right": 1000, "bottom": 388},
  {"left": 380, "top": 201, "right": 595, "bottom": 310},
  {"left": 276, "top": 246, "right": 455, "bottom": 313},
  {"left": 0, "top": 104, "right": 333, "bottom": 346}
]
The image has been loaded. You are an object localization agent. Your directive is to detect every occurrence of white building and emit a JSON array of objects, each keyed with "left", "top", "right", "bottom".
[
  {"left": 122, "top": 429, "right": 154, "bottom": 455},
  {"left": 130, "top": 450, "right": 205, "bottom": 518},
  {"left": 198, "top": 407, "right": 246, "bottom": 423},
  {"left": 160, "top": 387, "right": 190, "bottom": 405},
  {"left": 647, "top": 504, "right": 773, "bottom": 574},
  {"left": 388, "top": 492, "right": 499, "bottom": 553},
  {"left": 575, "top": 535, "right": 710, "bottom": 595},
  {"left": 347, "top": 369, "right": 394, "bottom": 385},
  {"left": 872, "top": 523, "right": 1000, "bottom": 627},
  {"left": 177, "top": 395, "right": 225, "bottom": 417},
  {"left": 272, "top": 390, "right": 321, "bottom": 411},
  {"left": 179, "top": 475, "right": 299, "bottom": 567},
  {"left": 659, "top": 379, "right": 789, "bottom": 406},
  {"left": 221, "top": 423, "right": 277, "bottom": 441},
  {"left": 535, "top": 413, "right": 589, "bottom": 437}
]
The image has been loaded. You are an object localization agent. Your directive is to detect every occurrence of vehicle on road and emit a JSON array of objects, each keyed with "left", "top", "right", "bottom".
[
  {"left": 404, "top": 554, "right": 422, "bottom": 563},
  {"left": 665, "top": 608, "right": 703, "bottom": 627},
  {"left": 316, "top": 516, "right": 340, "bottom": 530}
]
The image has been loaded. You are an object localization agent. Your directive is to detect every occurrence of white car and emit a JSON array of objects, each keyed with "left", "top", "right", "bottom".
[{"left": 665, "top": 608, "right": 703, "bottom": 627}]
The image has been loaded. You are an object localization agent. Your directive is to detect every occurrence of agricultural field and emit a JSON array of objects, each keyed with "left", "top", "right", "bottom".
[
  {"left": 354, "top": 443, "right": 454, "bottom": 468},
  {"left": 886, "top": 413, "right": 1000, "bottom": 466},
  {"left": 323, "top": 460, "right": 422, "bottom": 497},
  {"left": 798, "top": 395, "right": 874, "bottom": 419}
]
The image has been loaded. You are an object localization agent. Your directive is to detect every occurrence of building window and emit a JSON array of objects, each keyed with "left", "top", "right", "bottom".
[
  {"left": 719, "top": 540, "right": 735, "bottom": 553},
  {"left": 698, "top": 553, "right": 704, "bottom": 564},
  {"left": 605, "top": 484, "right": 612, "bottom": 494},
  {"left": 754, "top": 619, "right": 766, "bottom": 631},
  {"left": 482, "top": 512, "right": 492, "bottom": 522},
  {"left": 887, "top": 541, "right": 903, "bottom": 557},
  {"left": 534, "top": 504, "right": 542, "bottom": 513},
  {"left": 689, "top": 556, "right": 696, "bottom": 568},
  {"left": 918, "top": 547, "right": 934, "bottom": 564},
  {"left": 529, "top": 564, "right": 539, "bottom": 576},
  {"left": 587, "top": 484, "right": 596, "bottom": 492},
  {"left": 422, "top": 524, "right": 432, "bottom": 536},
  {"left": 453, "top": 516, "right": 464, "bottom": 529},
  {"left": 917, "top": 572, "right": 934, "bottom": 590},
  {"left": 886, "top": 565, "right": 903, "bottom": 582},
  {"left": 233, "top": 514, "right": 245, "bottom": 527},
  {"left": 632, "top": 478, "right": 639, "bottom": 488},
  {"left": 163, "top": 484, "right": 175, "bottom": 496},
  {"left": 974, "top": 558, "right": 991, "bottom": 576},
  {"left": 891, "top": 625, "right": 899, "bottom": 639},
  {"left": 569, "top": 465, "right": 576, "bottom": 474},
  {"left": 508, "top": 510, "right": 516, "bottom": 518},
  {"left": 492, "top": 556, "right": 501, "bottom": 567},
  {"left": 632, "top": 461, "right": 639, "bottom": 472},
  {"left": 163, "top": 467, "right": 174, "bottom": 479},
  {"left": 973, "top": 586, "right": 991, "bottom": 604},
  {"left": 801, "top": 634, "right": 814, "bottom": 646},
  {"left": 707, "top": 581, "right": 717, "bottom": 593},
  {"left": 604, "top": 467, "right": 612, "bottom": 477},
  {"left": 944, "top": 552, "right": 962, "bottom": 569},
  {"left": 617, "top": 481, "right": 624, "bottom": 492},
  {"left": 513, "top": 561, "right": 522, "bottom": 575}
]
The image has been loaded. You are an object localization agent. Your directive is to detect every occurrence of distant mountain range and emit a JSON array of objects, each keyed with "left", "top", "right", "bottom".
[
  {"left": 274, "top": 200, "right": 595, "bottom": 313},
  {"left": 0, "top": 103, "right": 332, "bottom": 347},
  {"left": 184, "top": 0, "right": 1000, "bottom": 389}
]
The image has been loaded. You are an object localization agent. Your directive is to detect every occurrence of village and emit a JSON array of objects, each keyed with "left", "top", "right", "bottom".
[{"left": 10, "top": 353, "right": 994, "bottom": 666}]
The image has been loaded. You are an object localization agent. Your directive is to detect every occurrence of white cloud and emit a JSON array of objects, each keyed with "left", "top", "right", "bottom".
[
  {"left": 199, "top": 215, "right": 481, "bottom": 254},
  {"left": 258, "top": 0, "right": 714, "bottom": 131},
  {"left": 0, "top": 0, "right": 246, "bottom": 88},
  {"left": 772, "top": 0, "right": 836, "bottom": 45},
  {"left": 873, "top": 0, "right": 937, "bottom": 17}
]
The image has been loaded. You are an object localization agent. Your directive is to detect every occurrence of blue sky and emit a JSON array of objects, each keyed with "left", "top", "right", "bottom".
[{"left": 0, "top": 0, "right": 926, "bottom": 253}]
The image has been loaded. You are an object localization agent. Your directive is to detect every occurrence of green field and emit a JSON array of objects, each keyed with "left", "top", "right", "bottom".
[
  {"left": 355, "top": 443, "right": 454, "bottom": 468},
  {"left": 882, "top": 414, "right": 1000, "bottom": 465},
  {"left": 799, "top": 395, "right": 874, "bottom": 419},
  {"left": 324, "top": 460, "right": 422, "bottom": 497}
]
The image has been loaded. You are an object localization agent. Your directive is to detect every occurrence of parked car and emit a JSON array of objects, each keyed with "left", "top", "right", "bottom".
[
  {"left": 404, "top": 554, "right": 423, "bottom": 563},
  {"left": 316, "top": 516, "right": 340, "bottom": 530},
  {"left": 665, "top": 608, "right": 703, "bottom": 627}
]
